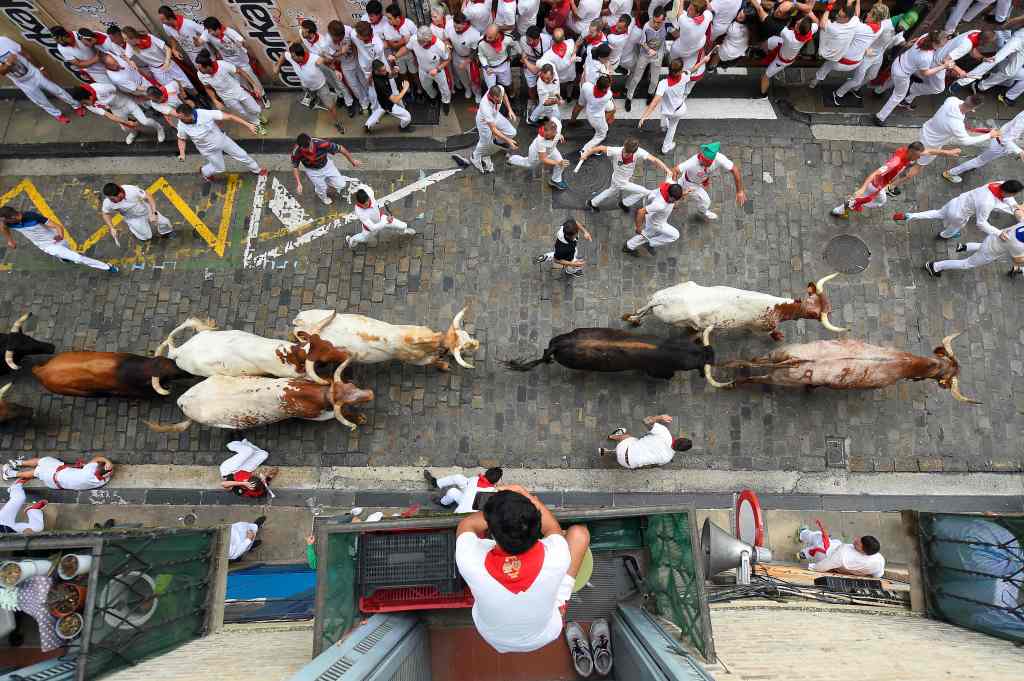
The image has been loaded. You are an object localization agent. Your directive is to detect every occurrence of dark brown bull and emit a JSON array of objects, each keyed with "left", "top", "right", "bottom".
[
  {"left": 0, "top": 384, "right": 31, "bottom": 422},
  {"left": 32, "top": 352, "right": 192, "bottom": 398},
  {"left": 704, "top": 329, "right": 979, "bottom": 403}
]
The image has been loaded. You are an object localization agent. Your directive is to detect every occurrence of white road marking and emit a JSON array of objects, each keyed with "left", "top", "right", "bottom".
[
  {"left": 248, "top": 168, "right": 463, "bottom": 269},
  {"left": 268, "top": 177, "right": 312, "bottom": 233},
  {"left": 549, "top": 97, "right": 776, "bottom": 121},
  {"left": 242, "top": 172, "right": 268, "bottom": 269}
]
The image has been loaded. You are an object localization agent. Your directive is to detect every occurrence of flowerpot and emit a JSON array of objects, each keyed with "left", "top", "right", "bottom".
[
  {"left": 57, "top": 554, "right": 92, "bottom": 580},
  {"left": 55, "top": 612, "right": 83, "bottom": 640},
  {"left": 48, "top": 581, "right": 87, "bottom": 617},
  {"left": 0, "top": 559, "right": 50, "bottom": 586}
]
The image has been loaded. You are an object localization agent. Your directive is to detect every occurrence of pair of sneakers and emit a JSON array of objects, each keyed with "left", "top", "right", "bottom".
[
  {"left": 1, "top": 459, "right": 24, "bottom": 481},
  {"left": 566, "top": 619, "right": 613, "bottom": 677}
]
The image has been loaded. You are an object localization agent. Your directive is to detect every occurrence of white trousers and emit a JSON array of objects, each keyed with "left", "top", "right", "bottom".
[
  {"left": 530, "top": 100, "right": 561, "bottom": 123},
  {"left": 419, "top": 68, "right": 451, "bottom": 103},
  {"left": 983, "top": 67, "right": 1024, "bottom": 100},
  {"left": 16, "top": 73, "right": 77, "bottom": 118},
  {"left": 199, "top": 137, "right": 260, "bottom": 178},
  {"left": 875, "top": 73, "right": 911, "bottom": 121},
  {"left": 949, "top": 141, "right": 1010, "bottom": 176},
  {"left": 814, "top": 59, "right": 859, "bottom": 84},
  {"left": 508, "top": 148, "right": 564, "bottom": 182},
  {"left": 627, "top": 47, "right": 664, "bottom": 97},
  {"left": 121, "top": 212, "right": 173, "bottom": 241},
  {"left": 113, "top": 99, "right": 164, "bottom": 134},
  {"left": 452, "top": 54, "right": 482, "bottom": 100},
  {"left": 228, "top": 521, "right": 259, "bottom": 560},
  {"left": 437, "top": 474, "right": 470, "bottom": 506},
  {"left": 350, "top": 217, "right": 413, "bottom": 246},
  {"left": 236, "top": 64, "right": 264, "bottom": 97},
  {"left": 303, "top": 161, "right": 355, "bottom": 202},
  {"left": 661, "top": 112, "right": 686, "bottom": 152},
  {"left": 906, "top": 203, "right": 969, "bottom": 236},
  {"left": 933, "top": 241, "right": 999, "bottom": 272},
  {"left": 366, "top": 103, "right": 412, "bottom": 129},
  {"left": 626, "top": 222, "right": 679, "bottom": 250},
  {"left": 473, "top": 114, "right": 517, "bottom": 163},
  {"left": 221, "top": 92, "right": 262, "bottom": 124},
  {"left": 835, "top": 54, "right": 884, "bottom": 97},
  {"left": 34, "top": 239, "right": 113, "bottom": 270},
  {"left": 945, "top": 0, "right": 1012, "bottom": 32},
  {"left": 581, "top": 111, "right": 609, "bottom": 154},
  {"left": 798, "top": 529, "right": 838, "bottom": 560},
  {"left": 905, "top": 72, "right": 945, "bottom": 103},
  {"left": 483, "top": 62, "right": 512, "bottom": 88},
  {"left": 340, "top": 63, "right": 371, "bottom": 108},
  {"left": 0, "top": 484, "right": 43, "bottom": 534},
  {"left": 681, "top": 181, "right": 713, "bottom": 216},
  {"left": 220, "top": 439, "right": 269, "bottom": 477},
  {"left": 593, "top": 181, "right": 648, "bottom": 207},
  {"left": 150, "top": 62, "right": 190, "bottom": 88},
  {"left": 320, "top": 64, "right": 353, "bottom": 105}
]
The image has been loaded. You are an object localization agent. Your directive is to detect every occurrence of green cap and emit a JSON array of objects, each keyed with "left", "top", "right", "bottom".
[{"left": 700, "top": 142, "right": 721, "bottom": 160}]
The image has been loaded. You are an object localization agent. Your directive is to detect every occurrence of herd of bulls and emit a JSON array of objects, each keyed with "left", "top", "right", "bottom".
[{"left": 0, "top": 274, "right": 978, "bottom": 433}]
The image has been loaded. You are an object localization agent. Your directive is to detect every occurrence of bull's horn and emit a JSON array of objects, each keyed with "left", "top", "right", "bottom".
[
  {"left": 334, "top": 404, "right": 357, "bottom": 431},
  {"left": 452, "top": 306, "right": 467, "bottom": 330},
  {"left": 701, "top": 326, "right": 714, "bottom": 347},
  {"left": 4, "top": 351, "right": 18, "bottom": 371},
  {"left": 0, "top": 383, "right": 10, "bottom": 400},
  {"left": 949, "top": 377, "right": 982, "bottom": 405},
  {"left": 820, "top": 312, "right": 847, "bottom": 333},
  {"left": 305, "top": 358, "right": 329, "bottom": 385},
  {"left": 151, "top": 376, "right": 170, "bottom": 396},
  {"left": 332, "top": 358, "right": 352, "bottom": 386},
  {"left": 9, "top": 312, "right": 29, "bottom": 333},
  {"left": 452, "top": 347, "right": 474, "bottom": 369},
  {"left": 704, "top": 364, "right": 734, "bottom": 389},
  {"left": 310, "top": 311, "right": 337, "bottom": 336},
  {"left": 143, "top": 419, "right": 194, "bottom": 433},
  {"left": 814, "top": 272, "right": 840, "bottom": 291},
  {"left": 942, "top": 331, "right": 963, "bottom": 358}
]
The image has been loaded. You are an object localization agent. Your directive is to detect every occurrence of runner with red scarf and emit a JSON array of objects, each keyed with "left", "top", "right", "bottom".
[
  {"left": 424, "top": 466, "right": 503, "bottom": 512},
  {"left": 572, "top": 74, "right": 614, "bottom": 154},
  {"left": 667, "top": 142, "right": 747, "bottom": 221},
  {"left": 454, "top": 485, "right": 591, "bottom": 653},
  {"left": 668, "top": 0, "right": 713, "bottom": 96},
  {"left": 3, "top": 455, "right": 113, "bottom": 491},
  {"left": 624, "top": 182, "right": 690, "bottom": 256},
  {"left": 757, "top": 7, "right": 818, "bottom": 96},
  {"left": 396, "top": 26, "right": 453, "bottom": 115},
  {"left": 199, "top": 17, "right": 268, "bottom": 107},
  {"left": 219, "top": 439, "right": 279, "bottom": 499},
  {"left": 276, "top": 43, "right": 346, "bottom": 132},
  {"left": 158, "top": 6, "right": 205, "bottom": 65},
  {"left": 124, "top": 27, "right": 190, "bottom": 89},
  {"left": 895, "top": 180, "right": 1024, "bottom": 241},
  {"left": 479, "top": 24, "right": 517, "bottom": 91},
  {"left": 637, "top": 53, "right": 715, "bottom": 154},
  {"left": 71, "top": 81, "right": 166, "bottom": 145}
]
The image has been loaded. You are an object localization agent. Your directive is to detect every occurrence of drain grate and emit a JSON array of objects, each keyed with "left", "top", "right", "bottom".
[
  {"left": 823, "top": 234, "right": 871, "bottom": 274},
  {"left": 825, "top": 436, "right": 848, "bottom": 468},
  {"left": 552, "top": 152, "right": 613, "bottom": 209}
]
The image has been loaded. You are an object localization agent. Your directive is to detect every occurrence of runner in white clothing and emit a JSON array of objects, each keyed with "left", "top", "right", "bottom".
[
  {"left": 0, "top": 36, "right": 81, "bottom": 123},
  {"left": 348, "top": 185, "right": 416, "bottom": 248},
  {"left": 624, "top": 182, "right": 689, "bottom": 255},
  {"left": 538, "top": 29, "right": 580, "bottom": 102},
  {"left": 52, "top": 27, "right": 112, "bottom": 85},
  {"left": 447, "top": 14, "right": 484, "bottom": 101},
  {"left": 495, "top": 0, "right": 518, "bottom": 32},
  {"left": 520, "top": 26, "right": 553, "bottom": 112},
  {"left": 424, "top": 467, "right": 503, "bottom": 513},
  {"left": 72, "top": 81, "right": 166, "bottom": 145},
  {"left": 276, "top": 43, "right": 346, "bottom": 132},
  {"left": 607, "top": 14, "right": 641, "bottom": 71},
  {"left": 945, "top": 0, "right": 1013, "bottom": 33},
  {"left": 799, "top": 526, "right": 885, "bottom": 578},
  {"left": 145, "top": 81, "right": 187, "bottom": 126},
  {"left": 811, "top": 1, "right": 862, "bottom": 87},
  {"left": 507, "top": 118, "right": 570, "bottom": 189},
  {"left": 581, "top": 137, "right": 674, "bottom": 211},
  {"left": 195, "top": 52, "right": 266, "bottom": 132},
  {"left": 955, "top": 27, "right": 1024, "bottom": 100},
  {"left": 300, "top": 19, "right": 356, "bottom": 114},
  {"left": 102, "top": 52, "right": 149, "bottom": 98},
  {"left": 382, "top": 5, "right": 422, "bottom": 97},
  {"left": 895, "top": 180, "right": 1024, "bottom": 240},
  {"left": 455, "top": 84, "right": 518, "bottom": 174},
  {"left": 904, "top": 30, "right": 996, "bottom": 104},
  {"left": 758, "top": 10, "right": 818, "bottom": 95},
  {"left": 946, "top": 109, "right": 1024, "bottom": 182},
  {"left": 637, "top": 55, "right": 714, "bottom": 154},
  {"left": 395, "top": 26, "right": 452, "bottom": 114},
  {"left": 668, "top": 0, "right": 712, "bottom": 83},
  {"left": 917, "top": 95, "right": 998, "bottom": 170},
  {"left": 124, "top": 28, "right": 190, "bottom": 87},
  {"left": 569, "top": 0, "right": 603, "bottom": 36},
  {"left": 572, "top": 75, "right": 614, "bottom": 155},
  {"left": 199, "top": 18, "right": 268, "bottom": 105},
  {"left": 927, "top": 223, "right": 1024, "bottom": 278},
  {"left": 874, "top": 31, "right": 951, "bottom": 124},
  {"left": 101, "top": 182, "right": 174, "bottom": 242},
  {"left": 173, "top": 105, "right": 264, "bottom": 181},
  {"left": 0, "top": 482, "right": 45, "bottom": 535},
  {"left": 158, "top": 6, "right": 206, "bottom": 65},
  {"left": 710, "top": 0, "right": 743, "bottom": 41},
  {"left": 625, "top": 8, "right": 673, "bottom": 105},
  {"left": 462, "top": 0, "right": 495, "bottom": 33},
  {"left": 833, "top": 3, "right": 905, "bottom": 102},
  {"left": 77, "top": 28, "right": 128, "bottom": 62},
  {"left": 1, "top": 207, "right": 115, "bottom": 272},
  {"left": 478, "top": 25, "right": 517, "bottom": 90},
  {"left": 2, "top": 455, "right": 113, "bottom": 490},
  {"left": 599, "top": 415, "right": 692, "bottom": 469},
  {"left": 530, "top": 64, "right": 562, "bottom": 123},
  {"left": 518, "top": 0, "right": 541, "bottom": 34},
  {"left": 668, "top": 142, "right": 747, "bottom": 220},
  {"left": 327, "top": 20, "right": 372, "bottom": 112}
]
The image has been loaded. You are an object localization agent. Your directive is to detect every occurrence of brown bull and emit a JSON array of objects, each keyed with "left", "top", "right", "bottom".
[
  {"left": 32, "top": 352, "right": 192, "bottom": 398},
  {"left": 703, "top": 330, "right": 979, "bottom": 403}
]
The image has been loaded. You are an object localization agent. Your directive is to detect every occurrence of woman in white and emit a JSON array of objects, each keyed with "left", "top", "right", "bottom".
[
  {"left": 599, "top": 415, "right": 692, "bottom": 469},
  {"left": 101, "top": 183, "right": 174, "bottom": 242},
  {"left": 0, "top": 482, "right": 44, "bottom": 535},
  {"left": 874, "top": 31, "right": 951, "bottom": 124},
  {"left": 348, "top": 186, "right": 415, "bottom": 248},
  {"left": 580, "top": 136, "right": 674, "bottom": 211},
  {"left": 833, "top": 3, "right": 904, "bottom": 102},
  {"left": 926, "top": 224, "right": 1024, "bottom": 277}
]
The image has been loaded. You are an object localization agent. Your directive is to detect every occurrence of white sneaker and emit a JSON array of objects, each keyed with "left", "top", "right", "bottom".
[
  {"left": 300, "top": 92, "right": 312, "bottom": 108},
  {"left": 704, "top": 211, "right": 718, "bottom": 221},
  {"left": 156, "top": 126, "right": 166, "bottom": 143},
  {"left": 482, "top": 157, "right": 495, "bottom": 173},
  {"left": 319, "top": 195, "right": 333, "bottom": 205},
  {"left": 125, "top": 131, "right": 138, "bottom": 145},
  {"left": 662, "top": 142, "right": 676, "bottom": 154},
  {"left": 942, "top": 170, "right": 962, "bottom": 184},
  {"left": 345, "top": 234, "right": 354, "bottom": 248},
  {"left": 471, "top": 156, "right": 487, "bottom": 173},
  {"left": 1, "top": 463, "right": 17, "bottom": 481},
  {"left": 404, "top": 228, "right": 416, "bottom": 236}
]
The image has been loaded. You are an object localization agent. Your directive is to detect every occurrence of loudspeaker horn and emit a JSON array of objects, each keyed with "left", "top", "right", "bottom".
[{"left": 701, "top": 518, "right": 772, "bottom": 585}]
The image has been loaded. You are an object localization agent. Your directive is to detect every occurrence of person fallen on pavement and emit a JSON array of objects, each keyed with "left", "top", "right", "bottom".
[
  {"left": 229, "top": 516, "right": 266, "bottom": 561},
  {"left": 599, "top": 414, "right": 692, "bottom": 468},
  {"left": 424, "top": 466, "right": 502, "bottom": 512},
  {"left": 219, "top": 439, "right": 278, "bottom": 499},
  {"left": 798, "top": 522, "right": 885, "bottom": 578},
  {"left": 3, "top": 455, "right": 113, "bottom": 490}
]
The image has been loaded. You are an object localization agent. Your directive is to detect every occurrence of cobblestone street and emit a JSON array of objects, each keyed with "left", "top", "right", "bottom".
[{"left": 1, "top": 119, "right": 1020, "bottom": 476}]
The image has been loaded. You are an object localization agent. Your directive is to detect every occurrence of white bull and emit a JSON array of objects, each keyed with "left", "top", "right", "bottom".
[
  {"left": 153, "top": 318, "right": 351, "bottom": 393},
  {"left": 291, "top": 307, "right": 480, "bottom": 371},
  {"left": 622, "top": 274, "right": 846, "bottom": 341}
]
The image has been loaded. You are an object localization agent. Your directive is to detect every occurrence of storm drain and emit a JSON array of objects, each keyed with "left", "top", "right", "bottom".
[
  {"left": 825, "top": 436, "right": 849, "bottom": 468},
  {"left": 823, "top": 234, "right": 871, "bottom": 274}
]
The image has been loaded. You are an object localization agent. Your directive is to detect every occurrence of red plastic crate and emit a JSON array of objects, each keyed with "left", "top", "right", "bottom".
[{"left": 359, "top": 585, "right": 475, "bottom": 613}]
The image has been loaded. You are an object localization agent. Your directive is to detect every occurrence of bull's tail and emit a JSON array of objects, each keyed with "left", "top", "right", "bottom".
[
  {"left": 155, "top": 318, "right": 218, "bottom": 358},
  {"left": 143, "top": 418, "right": 194, "bottom": 433},
  {"left": 503, "top": 347, "right": 555, "bottom": 372}
]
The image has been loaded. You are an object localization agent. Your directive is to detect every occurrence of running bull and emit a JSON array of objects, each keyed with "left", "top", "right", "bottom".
[
  {"left": 2, "top": 313, "right": 55, "bottom": 373},
  {"left": 291, "top": 307, "right": 479, "bottom": 371},
  {"left": 622, "top": 273, "right": 846, "bottom": 341},
  {"left": 154, "top": 318, "right": 352, "bottom": 392},
  {"left": 0, "top": 384, "right": 31, "bottom": 422},
  {"left": 143, "top": 363, "right": 374, "bottom": 433},
  {"left": 32, "top": 352, "right": 191, "bottom": 398},
  {"left": 703, "top": 330, "right": 979, "bottom": 403},
  {"left": 504, "top": 328, "right": 713, "bottom": 380}
]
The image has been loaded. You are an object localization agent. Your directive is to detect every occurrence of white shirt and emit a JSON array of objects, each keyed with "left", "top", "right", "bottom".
[
  {"left": 381, "top": 18, "right": 418, "bottom": 52},
  {"left": 91, "top": 33, "right": 128, "bottom": 60},
  {"left": 163, "top": 16, "right": 205, "bottom": 58},
  {"left": 478, "top": 35, "right": 515, "bottom": 68},
  {"left": 670, "top": 11, "right": 712, "bottom": 60},
  {"left": 996, "top": 109, "right": 1024, "bottom": 156},
  {"left": 57, "top": 39, "right": 107, "bottom": 80},
  {"left": 615, "top": 422, "right": 675, "bottom": 468},
  {"left": 127, "top": 35, "right": 170, "bottom": 69},
  {"left": 448, "top": 24, "right": 483, "bottom": 58},
  {"left": 579, "top": 81, "right": 612, "bottom": 116},
  {"left": 353, "top": 34, "right": 387, "bottom": 73},
  {"left": 102, "top": 184, "right": 150, "bottom": 218},
  {"left": 200, "top": 27, "right": 250, "bottom": 68},
  {"left": 199, "top": 60, "right": 247, "bottom": 101},
  {"left": 106, "top": 54, "right": 147, "bottom": 94},
  {"left": 83, "top": 82, "right": 125, "bottom": 116},
  {"left": 841, "top": 21, "right": 877, "bottom": 64},
  {"left": 0, "top": 37, "right": 36, "bottom": 85},
  {"left": 177, "top": 108, "right": 229, "bottom": 154},
  {"left": 937, "top": 30, "right": 982, "bottom": 65},
  {"left": 530, "top": 118, "right": 562, "bottom": 159},
  {"left": 495, "top": 0, "right": 517, "bottom": 27},
  {"left": 409, "top": 38, "right": 449, "bottom": 72},
  {"left": 536, "top": 74, "right": 561, "bottom": 106},
  {"left": 710, "top": 0, "right": 742, "bottom": 38},
  {"left": 893, "top": 39, "right": 934, "bottom": 78},
  {"left": 607, "top": 27, "right": 640, "bottom": 66},
  {"left": 520, "top": 34, "right": 552, "bottom": 67},
  {"left": 538, "top": 41, "right": 577, "bottom": 82},
  {"left": 476, "top": 86, "right": 506, "bottom": 128},
  {"left": 455, "top": 532, "right": 572, "bottom": 653},
  {"left": 981, "top": 226, "right": 1024, "bottom": 260},
  {"left": 286, "top": 52, "right": 326, "bottom": 90},
  {"left": 582, "top": 57, "right": 611, "bottom": 84},
  {"left": 607, "top": 146, "right": 650, "bottom": 185},
  {"left": 518, "top": 0, "right": 541, "bottom": 24},
  {"left": 302, "top": 32, "right": 335, "bottom": 61},
  {"left": 354, "top": 186, "right": 387, "bottom": 229},
  {"left": 149, "top": 80, "right": 184, "bottom": 115},
  {"left": 463, "top": 0, "right": 494, "bottom": 33},
  {"left": 776, "top": 25, "right": 817, "bottom": 62},
  {"left": 920, "top": 97, "right": 991, "bottom": 148},
  {"left": 228, "top": 522, "right": 258, "bottom": 559},
  {"left": 50, "top": 461, "right": 110, "bottom": 491},
  {"left": 951, "top": 184, "right": 1020, "bottom": 236},
  {"left": 867, "top": 20, "right": 903, "bottom": 59},
  {"left": 809, "top": 542, "right": 885, "bottom": 578},
  {"left": 656, "top": 74, "right": 691, "bottom": 114},
  {"left": 718, "top": 20, "right": 750, "bottom": 62},
  {"left": 569, "top": 0, "right": 603, "bottom": 34},
  {"left": 361, "top": 15, "right": 389, "bottom": 40},
  {"left": 643, "top": 187, "right": 675, "bottom": 228},
  {"left": 677, "top": 152, "right": 735, "bottom": 186},
  {"left": 818, "top": 16, "right": 861, "bottom": 62},
  {"left": 607, "top": 0, "right": 634, "bottom": 26}
]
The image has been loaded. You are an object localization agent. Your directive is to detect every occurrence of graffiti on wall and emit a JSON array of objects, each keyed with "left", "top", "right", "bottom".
[{"left": 0, "top": 0, "right": 87, "bottom": 80}]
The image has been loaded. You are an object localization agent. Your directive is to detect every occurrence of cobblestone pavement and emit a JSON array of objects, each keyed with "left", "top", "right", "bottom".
[{"left": 1, "top": 119, "right": 1021, "bottom": 476}]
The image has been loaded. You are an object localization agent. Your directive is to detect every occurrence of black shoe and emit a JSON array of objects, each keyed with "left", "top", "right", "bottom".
[
  {"left": 159, "top": 231, "right": 176, "bottom": 239},
  {"left": 622, "top": 242, "right": 639, "bottom": 256},
  {"left": 103, "top": 518, "right": 116, "bottom": 528},
  {"left": 249, "top": 539, "right": 262, "bottom": 552},
  {"left": 886, "top": 186, "right": 901, "bottom": 197},
  {"left": 565, "top": 269, "right": 584, "bottom": 278},
  {"left": 423, "top": 469, "right": 438, "bottom": 488},
  {"left": 347, "top": 102, "right": 359, "bottom": 118},
  {"left": 400, "top": 124, "right": 415, "bottom": 133},
  {"left": 442, "top": 101, "right": 450, "bottom": 115},
  {"left": 643, "top": 243, "right": 657, "bottom": 256},
  {"left": 333, "top": 121, "right": 345, "bottom": 133},
  {"left": 619, "top": 200, "right": 630, "bottom": 212},
  {"left": 955, "top": 243, "right": 968, "bottom": 253},
  {"left": 849, "top": 89, "right": 863, "bottom": 100},
  {"left": 451, "top": 153, "right": 471, "bottom": 168},
  {"left": 924, "top": 261, "right": 941, "bottom": 278},
  {"left": 896, "top": 100, "right": 916, "bottom": 111},
  {"left": 364, "top": 124, "right": 372, "bottom": 135},
  {"left": 873, "top": 115, "right": 885, "bottom": 127},
  {"left": 832, "top": 91, "right": 842, "bottom": 107},
  {"left": 586, "top": 198, "right": 599, "bottom": 212},
  {"left": 624, "top": 98, "right": 632, "bottom": 112},
  {"left": 1009, "top": 267, "right": 1023, "bottom": 278},
  {"left": 254, "top": 515, "right": 267, "bottom": 528}
]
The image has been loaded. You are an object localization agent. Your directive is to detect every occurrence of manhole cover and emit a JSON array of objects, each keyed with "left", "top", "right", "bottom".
[
  {"left": 552, "top": 151, "right": 613, "bottom": 209},
  {"left": 823, "top": 234, "right": 871, "bottom": 274}
]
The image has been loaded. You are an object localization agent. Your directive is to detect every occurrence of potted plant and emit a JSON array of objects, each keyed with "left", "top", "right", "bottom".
[
  {"left": 55, "top": 613, "right": 83, "bottom": 640},
  {"left": 48, "top": 581, "right": 86, "bottom": 618}
]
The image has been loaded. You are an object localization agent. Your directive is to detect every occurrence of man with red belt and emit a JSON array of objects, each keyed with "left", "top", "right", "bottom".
[
  {"left": 831, "top": 141, "right": 961, "bottom": 219},
  {"left": 454, "top": 485, "right": 591, "bottom": 653},
  {"left": 291, "top": 133, "right": 362, "bottom": 206},
  {"left": 3, "top": 455, "right": 113, "bottom": 490},
  {"left": 668, "top": 142, "right": 747, "bottom": 221}
]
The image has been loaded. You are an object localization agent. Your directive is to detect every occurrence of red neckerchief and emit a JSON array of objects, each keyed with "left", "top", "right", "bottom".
[
  {"left": 94, "top": 32, "right": 108, "bottom": 46},
  {"left": 484, "top": 542, "right": 545, "bottom": 593},
  {"left": 807, "top": 519, "right": 831, "bottom": 557},
  {"left": 210, "top": 61, "right": 220, "bottom": 74},
  {"left": 487, "top": 35, "right": 505, "bottom": 51},
  {"left": 215, "top": 28, "right": 226, "bottom": 40},
  {"left": 586, "top": 32, "right": 605, "bottom": 46},
  {"left": 968, "top": 31, "right": 982, "bottom": 48},
  {"left": 308, "top": 33, "right": 321, "bottom": 46},
  {"left": 691, "top": 12, "right": 706, "bottom": 25},
  {"left": 360, "top": 34, "right": 373, "bottom": 43},
  {"left": 659, "top": 182, "right": 672, "bottom": 201},
  {"left": 369, "top": 15, "right": 382, "bottom": 24},
  {"left": 137, "top": 35, "right": 152, "bottom": 50},
  {"left": 173, "top": 15, "right": 184, "bottom": 31},
  {"left": 667, "top": 73, "right": 682, "bottom": 86},
  {"left": 867, "top": 21, "right": 881, "bottom": 32},
  {"left": 795, "top": 29, "right": 813, "bottom": 43},
  {"left": 66, "top": 32, "right": 77, "bottom": 47},
  {"left": 989, "top": 182, "right": 1007, "bottom": 199},
  {"left": 425, "top": 36, "right": 437, "bottom": 48},
  {"left": 455, "top": 23, "right": 470, "bottom": 34},
  {"left": 296, "top": 52, "right": 310, "bottom": 65},
  {"left": 476, "top": 474, "right": 495, "bottom": 488},
  {"left": 621, "top": 152, "right": 635, "bottom": 164},
  {"left": 698, "top": 153, "right": 714, "bottom": 167},
  {"left": 593, "top": 84, "right": 608, "bottom": 98},
  {"left": 157, "top": 84, "right": 169, "bottom": 102},
  {"left": 81, "top": 83, "right": 97, "bottom": 100},
  {"left": 610, "top": 25, "right": 627, "bottom": 35},
  {"left": 552, "top": 41, "right": 567, "bottom": 58}
]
